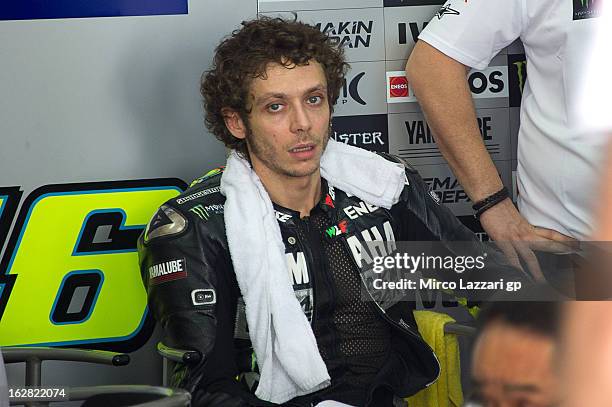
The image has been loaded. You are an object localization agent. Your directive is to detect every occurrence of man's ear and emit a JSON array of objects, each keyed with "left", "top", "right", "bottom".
[{"left": 222, "top": 108, "right": 247, "bottom": 140}]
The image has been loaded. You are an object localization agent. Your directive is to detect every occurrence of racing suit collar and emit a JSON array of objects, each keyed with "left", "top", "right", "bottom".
[{"left": 272, "top": 178, "right": 335, "bottom": 222}]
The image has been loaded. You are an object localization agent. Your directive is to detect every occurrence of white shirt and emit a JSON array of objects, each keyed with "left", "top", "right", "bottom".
[
  {"left": 576, "top": 1, "right": 612, "bottom": 133},
  {"left": 419, "top": 0, "right": 605, "bottom": 239}
]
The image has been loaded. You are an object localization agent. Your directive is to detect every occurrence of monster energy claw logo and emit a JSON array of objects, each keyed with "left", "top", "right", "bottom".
[
  {"left": 189, "top": 205, "right": 209, "bottom": 220},
  {"left": 189, "top": 204, "right": 223, "bottom": 221},
  {"left": 513, "top": 61, "right": 526, "bottom": 95},
  {"left": 573, "top": 0, "right": 601, "bottom": 20}
]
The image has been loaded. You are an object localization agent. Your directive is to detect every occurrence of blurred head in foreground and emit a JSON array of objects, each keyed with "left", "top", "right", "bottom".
[{"left": 468, "top": 301, "right": 562, "bottom": 407}]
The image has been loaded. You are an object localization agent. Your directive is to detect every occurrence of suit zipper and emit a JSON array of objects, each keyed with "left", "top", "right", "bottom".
[{"left": 307, "top": 216, "right": 339, "bottom": 361}]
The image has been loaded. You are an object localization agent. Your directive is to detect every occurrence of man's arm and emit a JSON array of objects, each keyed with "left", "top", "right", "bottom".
[
  {"left": 405, "top": 41, "right": 572, "bottom": 275},
  {"left": 594, "top": 140, "right": 612, "bottom": 240},
  {"left": 138, "top": 204, "right": 274, "bottom": 407}
]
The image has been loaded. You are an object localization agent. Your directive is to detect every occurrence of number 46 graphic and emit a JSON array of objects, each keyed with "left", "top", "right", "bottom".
[{"left": 0, "top": 179, "right": 185, "bottom": 351}]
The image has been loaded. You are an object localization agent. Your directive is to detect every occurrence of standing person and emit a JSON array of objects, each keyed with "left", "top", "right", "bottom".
[
  {"left": 405, "top": 0, "right": 600, "bottom": 273},
  {"left": 138, "top": 17, "right": 509, "bottom": 407},
  {"left": 558, "top": 4, "right": 612, "bottom": 405}
]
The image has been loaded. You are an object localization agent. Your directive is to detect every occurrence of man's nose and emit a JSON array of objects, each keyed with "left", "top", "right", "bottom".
[{"left": 289, "top": 104, "right": 312, "bottom": 134}]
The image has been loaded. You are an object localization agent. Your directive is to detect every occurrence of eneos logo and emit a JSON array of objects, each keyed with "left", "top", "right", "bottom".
[
  {"left": 389, "top": 76, "right": 409, "bottom": 98},
  {"left": 386, "top": 71, "right": 417, "bottom": 103}
]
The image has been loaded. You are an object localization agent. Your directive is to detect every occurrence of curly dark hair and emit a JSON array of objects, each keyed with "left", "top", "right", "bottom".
[{"left": 201, "top": 16, "right": 349, "bottom": 158}]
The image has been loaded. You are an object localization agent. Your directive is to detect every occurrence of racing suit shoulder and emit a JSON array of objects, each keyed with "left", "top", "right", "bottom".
[
  {"left": 138, "top": 173, "right": 239, "bottom": 393},
  {"left": 138, "top": 173, "right": 274, "bottom": 405},
  {"left": 139, "top": 170, "right": 227, "bottom": 251}
]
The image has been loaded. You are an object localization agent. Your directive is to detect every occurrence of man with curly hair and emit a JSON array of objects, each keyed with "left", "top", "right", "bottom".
[{"left": 138, "top": 17, "right": 497, "bottom": 407}]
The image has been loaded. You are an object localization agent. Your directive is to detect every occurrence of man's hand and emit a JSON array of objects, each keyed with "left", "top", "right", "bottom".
[
  {"left": 479, "top": 198, "right": 577, "bottom": 280},
  {"left": 406, "top": 41, "right": 577, "bottom": 279}
]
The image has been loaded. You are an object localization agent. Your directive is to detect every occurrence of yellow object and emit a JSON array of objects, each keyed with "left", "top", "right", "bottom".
[
  {"left": 406, "top": 311, "right": 464, "bottom": 407},
  {"left": 456, "top": 297, "right": 481, "bottom": 319},
  {"left": 0, "top": 185, "right": 181, "bottom": 346}
]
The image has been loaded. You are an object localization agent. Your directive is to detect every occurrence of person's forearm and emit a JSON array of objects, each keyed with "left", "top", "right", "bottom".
[
  {"left": 594, "top": 138, "right": 612, "bottom": 240},
  {"left": 406, "top": 40, "right": 504, "bottom": 202}
]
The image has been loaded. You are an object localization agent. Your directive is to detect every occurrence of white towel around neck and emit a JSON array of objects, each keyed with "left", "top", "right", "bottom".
[{"left": 220, "top": 139, "right": 405, "bottom": 403}]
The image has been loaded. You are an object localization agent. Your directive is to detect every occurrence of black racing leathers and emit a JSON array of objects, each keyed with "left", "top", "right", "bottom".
[{"left": 138, "top": 156, "right": 506, "bottom": 406}]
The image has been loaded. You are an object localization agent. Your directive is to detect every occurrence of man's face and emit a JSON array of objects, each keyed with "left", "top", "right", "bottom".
[
  {"left": 470, "top": 321, "right": 559, "bottom": 407},
  {"left": 240, "top": 60, "right": 331, "bottom": 179}
]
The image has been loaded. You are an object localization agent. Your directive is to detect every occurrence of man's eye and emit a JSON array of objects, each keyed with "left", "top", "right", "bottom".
[
  {"left": 268, "top": 103, "right": 282, "bottom": 112},
  {"left": 308, "top": 96, "right": 323, "bottom": 105}
]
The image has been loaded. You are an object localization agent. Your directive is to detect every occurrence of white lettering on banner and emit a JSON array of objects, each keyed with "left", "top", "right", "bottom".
[
  {"left": 286, "top": 252, "right": 309, "bottom": 285},
  {"left": 344, "top": 201, "right": 380, "bottom": 220},
  {"left": 176, "top": 187, "right": 221, "bottom": 204},
  {"left": 328, "top": 185, "right": 336, "bottom": 201},
  {"left": 334, "top": 132, "right": 384, "bottom": 145},
  {"left": 386, "top": 71, "right": 417, "bottom": 104},
  {"left": 346, "top": 221, "right": 396, "bottom": 267},
  {"left": 423, "top": 177, "right": 470, "bottom": 204},
  {"left": 149, "top": 259, "right": 185, "bottom": 279},
  {"left": 205, "top": 204, "right": 223, "bottom": 212},
  {"left": 275, "top": 211, "right": 292, "bottom": 223}
]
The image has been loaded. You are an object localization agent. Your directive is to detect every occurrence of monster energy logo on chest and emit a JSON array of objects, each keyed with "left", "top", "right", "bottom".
[{"left": 573, "top": 0, "right": 601, "bottom": 20}]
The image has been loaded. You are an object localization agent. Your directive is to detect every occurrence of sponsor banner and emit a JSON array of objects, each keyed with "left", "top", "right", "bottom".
[
  {"left": 334, "top": 61, "right": 387, "bottom": 116},
  {"left": 188, "top": 203, "right": 223, "bottom": 221},
  {"left": 0, "top": 0, "right": 187, "bottom": 21},
  {"left": 468, "top": 65, "right": 509, "bottom": 100},
  {"left": 386, "top": 71, "right": 414, "bottom": 104},
  {"left": 386, "top": 55, "right": 510, "bottom": 112},
  {"left": 388, "top": 108, "right": 510, "bottom": 165},
  {"left": 508, "top": 54, "right": 527, "bottom": 108},
  {"left": 384, "top": 0, "right": 445, "bottom": 6},
  {"left": 261, "top": 8, "right": 384, "bottom": 62},
  {"left": 149, "top": 259, "right": 187, "bottom": 285},
  {"left": 386, "top": 60, "right": 422, "bottom": 114},
  {"left": 573, "top": 0, "right": 602, "bottom": 20},
  {"left": 175, "top": 186, "right": 221, "bottom": 205},
  {"left": 384, "top": 4, "right": 440, "bottom": 61},
  {"left": 331, "top": 114, "right": 389, "bottom": 153},
  {"left": 471, "top": 54, "right": 510, "bottom": 110},
  {"left": 258, "top": 0, "right": 382, "bottom": 12},
  {"left": 414, "top": 161, "right": 512, "bottom": 216}
]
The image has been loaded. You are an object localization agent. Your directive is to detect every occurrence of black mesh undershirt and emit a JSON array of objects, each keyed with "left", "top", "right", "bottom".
[{"left": 294, "top": 204, "right": 393, "bottom": 406}]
